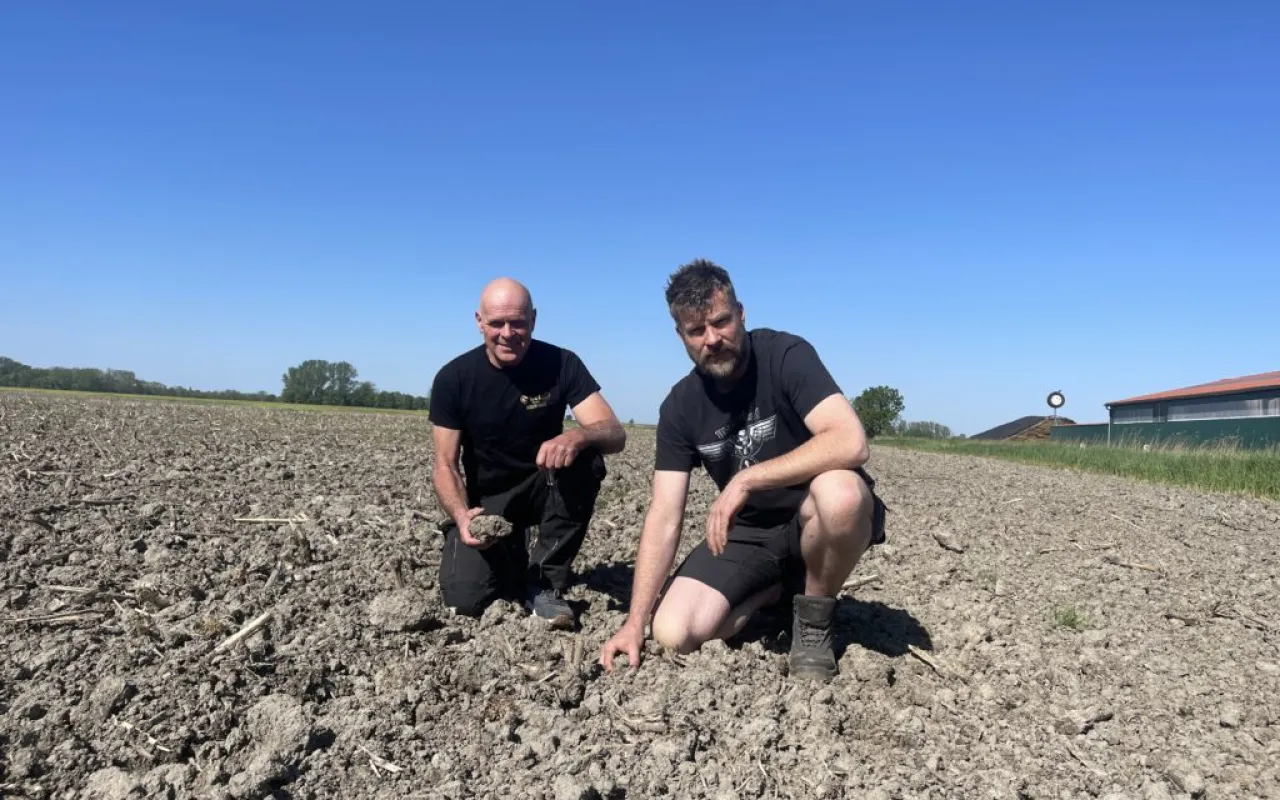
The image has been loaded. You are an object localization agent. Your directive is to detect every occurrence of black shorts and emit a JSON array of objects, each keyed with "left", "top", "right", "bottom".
[{"left": 667, "top": 468, "right": 887, "bottom": 610}]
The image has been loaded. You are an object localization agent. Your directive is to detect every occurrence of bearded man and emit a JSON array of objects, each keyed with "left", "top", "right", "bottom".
[{"left": 599, "top": 260, "right": 885, "bottom": 680}]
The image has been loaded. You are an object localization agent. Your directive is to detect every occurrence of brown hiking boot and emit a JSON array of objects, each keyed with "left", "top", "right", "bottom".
[{"left": 790, "top": 595, "right": 838, "bottom": 680}]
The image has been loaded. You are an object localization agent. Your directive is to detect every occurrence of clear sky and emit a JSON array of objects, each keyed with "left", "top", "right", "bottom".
[{"left": 2, "top": 2, "right": 1277, "bottom": 434}]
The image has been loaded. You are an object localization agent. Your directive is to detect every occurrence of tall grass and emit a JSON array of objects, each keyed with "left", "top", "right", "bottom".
[{"left": 876, "top": 437, "right": 1280, "bottom": 500}]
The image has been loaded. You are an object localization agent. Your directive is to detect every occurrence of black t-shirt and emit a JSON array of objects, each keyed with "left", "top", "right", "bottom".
[
  {"left": 654, "top": 328, "right": 843, "bottom": 529},
  {"left": 429, "top": 339, "right": 601, "bottom": 502}
]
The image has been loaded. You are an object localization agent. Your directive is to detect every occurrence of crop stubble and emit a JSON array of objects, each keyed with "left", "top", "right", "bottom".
[{"left": 2, "top": 392, "right": 1279, "bottom": 799}]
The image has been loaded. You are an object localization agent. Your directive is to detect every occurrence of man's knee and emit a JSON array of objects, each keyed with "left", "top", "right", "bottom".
[
  {"left": 807, "top": 469, "right": 873, "bottom": 530},
  {"left": 440, "top": 579, "right": 495, "bottom": 617},
  {"left": 650, "top": 576, "right": 737, "bottom": 653},
  {"left": 651, "top": 603, "right": 704, "bottom": 653},
  {"left": 439, "top": 528, "right": 501, "bottom": 616}
]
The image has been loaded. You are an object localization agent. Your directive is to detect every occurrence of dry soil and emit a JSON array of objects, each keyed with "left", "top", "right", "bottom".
[{"left": 2, "top": 392, "right": 1278, "bottom": 799}]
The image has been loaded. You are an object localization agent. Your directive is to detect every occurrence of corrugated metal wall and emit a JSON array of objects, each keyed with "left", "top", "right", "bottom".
[
  {"left": 1109, "top": 389, "right": 1280, "bottom": 425},
  {"left": 1049, "top": 417, "right": 1280, "bottom": 449}
]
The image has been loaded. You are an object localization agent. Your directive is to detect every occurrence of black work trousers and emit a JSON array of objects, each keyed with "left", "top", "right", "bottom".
[{"left": 439, "top": 450, "right": 605, "bottom": 616}]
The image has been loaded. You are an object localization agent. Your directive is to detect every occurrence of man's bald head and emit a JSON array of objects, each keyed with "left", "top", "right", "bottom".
[
  {"left": 479, "top": 277, "right": 533, "bottom": 317},
  {"left": 475, "top": 277, "right": 536, "bottom": 368}
]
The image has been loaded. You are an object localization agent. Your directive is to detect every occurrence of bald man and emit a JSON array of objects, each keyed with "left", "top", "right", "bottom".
[{"left": 429, "top": 278, "right": 626, "bottom": 627}]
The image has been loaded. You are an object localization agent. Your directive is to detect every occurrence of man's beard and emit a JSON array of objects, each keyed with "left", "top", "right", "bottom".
[{"left": 691, "top": 343, "right": 744, "bottom": 379}]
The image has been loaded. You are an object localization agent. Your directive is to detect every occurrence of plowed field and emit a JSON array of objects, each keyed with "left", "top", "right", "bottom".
[{"left": 3, "top": 392, "right": 1278, "bottom": 799}]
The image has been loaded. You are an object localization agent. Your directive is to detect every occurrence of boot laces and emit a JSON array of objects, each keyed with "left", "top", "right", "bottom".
[{"left": 798, "top": 616, "right": 829, "bottom": 648}]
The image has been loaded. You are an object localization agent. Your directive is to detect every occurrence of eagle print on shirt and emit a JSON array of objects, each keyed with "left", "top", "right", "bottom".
[{"left": 696, "top": 407, "right": 778, "bottom": 470}]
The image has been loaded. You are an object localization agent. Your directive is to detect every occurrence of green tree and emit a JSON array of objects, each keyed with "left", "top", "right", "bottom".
[
  {"left": 324, "top": 361, "right": 359, "bottom": 405},
  {"left": 351, "top": 380, "right": 377, "bottom": 408},
  {"left": 281, "top": 359, "right": 332, "bottom": 404},
  {"left": 851, "top": 385, "right": 905, "bottom": 438}
]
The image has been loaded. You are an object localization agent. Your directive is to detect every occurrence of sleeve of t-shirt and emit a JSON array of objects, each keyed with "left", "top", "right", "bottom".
[
  {"left": 561, "top": 349, "right": 602, "bottom": 408},
  {"left": 779, "top": 336, "right": 844, "bottom": 420},
  {"left": 654, "top": 390, "right": 699, "bottom": 472},
  {"left": 427, "top": 363, "right": 463, "bottom": 429}
]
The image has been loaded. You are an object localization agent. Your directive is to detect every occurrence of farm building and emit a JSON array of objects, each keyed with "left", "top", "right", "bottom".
[
  {"left": 1051, "top": 370, "right": 1280, "bottom": 449},
  {"left": 971, "top": 415, "right": 1075, "bottom": 441}
]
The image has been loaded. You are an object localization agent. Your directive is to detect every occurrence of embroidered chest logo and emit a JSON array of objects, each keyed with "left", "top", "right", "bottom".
[
  {"left": 697, "top": 407, "right": 777, "bottom": 469},
  {"left": 520, "top": 391, "right": 552, "bottom": 410}
]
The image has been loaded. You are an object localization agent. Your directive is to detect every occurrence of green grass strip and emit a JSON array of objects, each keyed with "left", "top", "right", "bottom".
[{"left": 876, "top": 437, "right": 1280, "bottom": 501}]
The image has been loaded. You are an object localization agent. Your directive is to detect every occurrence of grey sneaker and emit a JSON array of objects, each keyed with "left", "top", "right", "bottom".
[
  {"left": 528, "top": 588, "right": 574, "bottom": 630},
  {"left": 790, "top": 595, "right": 838, "bottom": 680}
]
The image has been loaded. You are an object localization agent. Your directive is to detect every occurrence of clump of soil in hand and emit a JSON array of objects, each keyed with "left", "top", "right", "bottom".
[{"left": 469, "top": 514, "right": 512, "bottom": 544}]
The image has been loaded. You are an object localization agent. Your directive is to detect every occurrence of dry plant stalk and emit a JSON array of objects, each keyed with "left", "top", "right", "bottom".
[
  {"left": 358, "top": 745, "right": 403, "bottom": 774},
  {"left": 569, "top": 635, "right": 584, "bottom": 671},
  {"left": 608, "top": 701, "right": 667, "bottom": 734},
  {"left": 212, "top": 610, "right": 273, "bottom": 654},
  {"left": 7, "top": 611, "right": 105, "bottom": 626},
  {"left": 1107, "top": 512, "right": 1154, "bottom": 535},
  {"left": 234, "top": 513, "right": 309, "bottom": 524},
  {"left": 43, "top": 584, "right": 136, "bottom": 603},
  {"left": 1103, "top": 554, "right": 1162, "bottom": 574},
  {"left": 77, "top": 495, "right": 133, "bottom": 507},
  {"left": 180, "top": 530, "right": 251, "bottom": 539},
  {"left": 842, "top": 573, "right": 881, "bottom": 591},
  {"left": 907, "top": 644, "right": 952, "bottom": 677}
]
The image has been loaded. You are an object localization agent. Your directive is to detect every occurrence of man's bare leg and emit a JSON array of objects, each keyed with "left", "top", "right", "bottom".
[
  {"left": 712, "top": 583, "right": 782, "bottom": 641},
  {"left": 650, "top": 578, "right": 782, "bottom": 654},
  {"left": 799, "top": 470, "right": 875, "bottom": 594},
  {"left": 649, "top": 470, "right": 874, "bottom": 665},
  {"left": 790, "top": 469, "right": 875, "bottom": 680}
]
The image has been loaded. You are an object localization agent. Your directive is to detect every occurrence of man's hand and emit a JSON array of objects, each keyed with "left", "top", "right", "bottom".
[
  {"left": 600, "top": 621, "right": 645, "bottom": 672},
  {"left": 455, "top": 507, "right": 489, "bottom": 549},
  {"left": 536, "top": 429, "right": 584, "bottom": 471},
  {"left": 705, "top": 474, "right": 750, "bottom": 556}
]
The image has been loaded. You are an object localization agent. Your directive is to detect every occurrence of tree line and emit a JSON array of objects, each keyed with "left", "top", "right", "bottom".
[
  {"left": 850, "top": 384, "right": 956, "bottom": 439},
  {"left": 3, "top": 355, "right": 953, "bottom": 432},
  {"left": 0, "top": 356, "right": 429, "bottom": 411},
  {"left": 279, "top": 359, "right": 428, "bottom": 410}
]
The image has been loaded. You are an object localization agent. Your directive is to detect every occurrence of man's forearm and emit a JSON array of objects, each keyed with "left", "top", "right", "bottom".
[
  {"left": 432, "top": 464, "right": 472, "bottom": 523},
  {"left": 737, "top": 428, "right": 867, "bottom": 493},
  {"left": 623, "top": 513, "right": 682, "bottom": 630},
  {"left": 573, "top": 420, "right": 626, "bottom": 454}
]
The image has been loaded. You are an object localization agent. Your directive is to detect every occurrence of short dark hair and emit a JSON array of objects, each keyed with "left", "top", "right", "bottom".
[{"left": 665, "top": 259, "right": 737, "bottom": 318}]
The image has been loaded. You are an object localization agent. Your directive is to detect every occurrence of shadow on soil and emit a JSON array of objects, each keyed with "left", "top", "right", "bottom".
[
  {"left": 579, "top": 561, "right": 635, "bottom": 610},
  {"left": 580, "top": 561, "right": 932, "bottom": 661},
  {"left": 731, "top": 596, "right": 933, "bottom": 661}
]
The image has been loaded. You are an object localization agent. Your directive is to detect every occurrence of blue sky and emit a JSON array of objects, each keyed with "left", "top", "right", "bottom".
[{"left": 2, "top": 2, "right": 1277, "bottom": 434}]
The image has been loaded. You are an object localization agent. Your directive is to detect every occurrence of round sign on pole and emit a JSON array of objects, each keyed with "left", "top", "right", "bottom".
[{"left": 1047, "top": 390, "right": 1065, "bottom": 427}]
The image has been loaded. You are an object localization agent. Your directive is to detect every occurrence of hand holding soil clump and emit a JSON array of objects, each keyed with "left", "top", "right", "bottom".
[{"left": 468, "top": 513, "right": 513, "bottom": 545}]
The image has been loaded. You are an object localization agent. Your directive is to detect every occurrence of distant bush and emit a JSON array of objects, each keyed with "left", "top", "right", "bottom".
[
  {"left": 1, "top": 355, "right": 429, "bottom": 411},
  {"left": 0, "top": 356, "right": 275, "bottom": 403},
  {"left": 893, "top": 420, "right": 953, "bottom": 439}
]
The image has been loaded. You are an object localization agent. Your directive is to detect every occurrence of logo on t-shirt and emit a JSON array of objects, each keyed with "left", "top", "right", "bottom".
[
  {"left": 697, "top": 407, "right": 778, "bottom": 470},
  {"left": 519, "top": 391, "right": 552, "bottom": 410}
]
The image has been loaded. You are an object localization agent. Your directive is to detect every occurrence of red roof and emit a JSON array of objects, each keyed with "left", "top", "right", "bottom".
[{"left": 1108, "top": 370, "right": 1280, "bottom": 406}]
